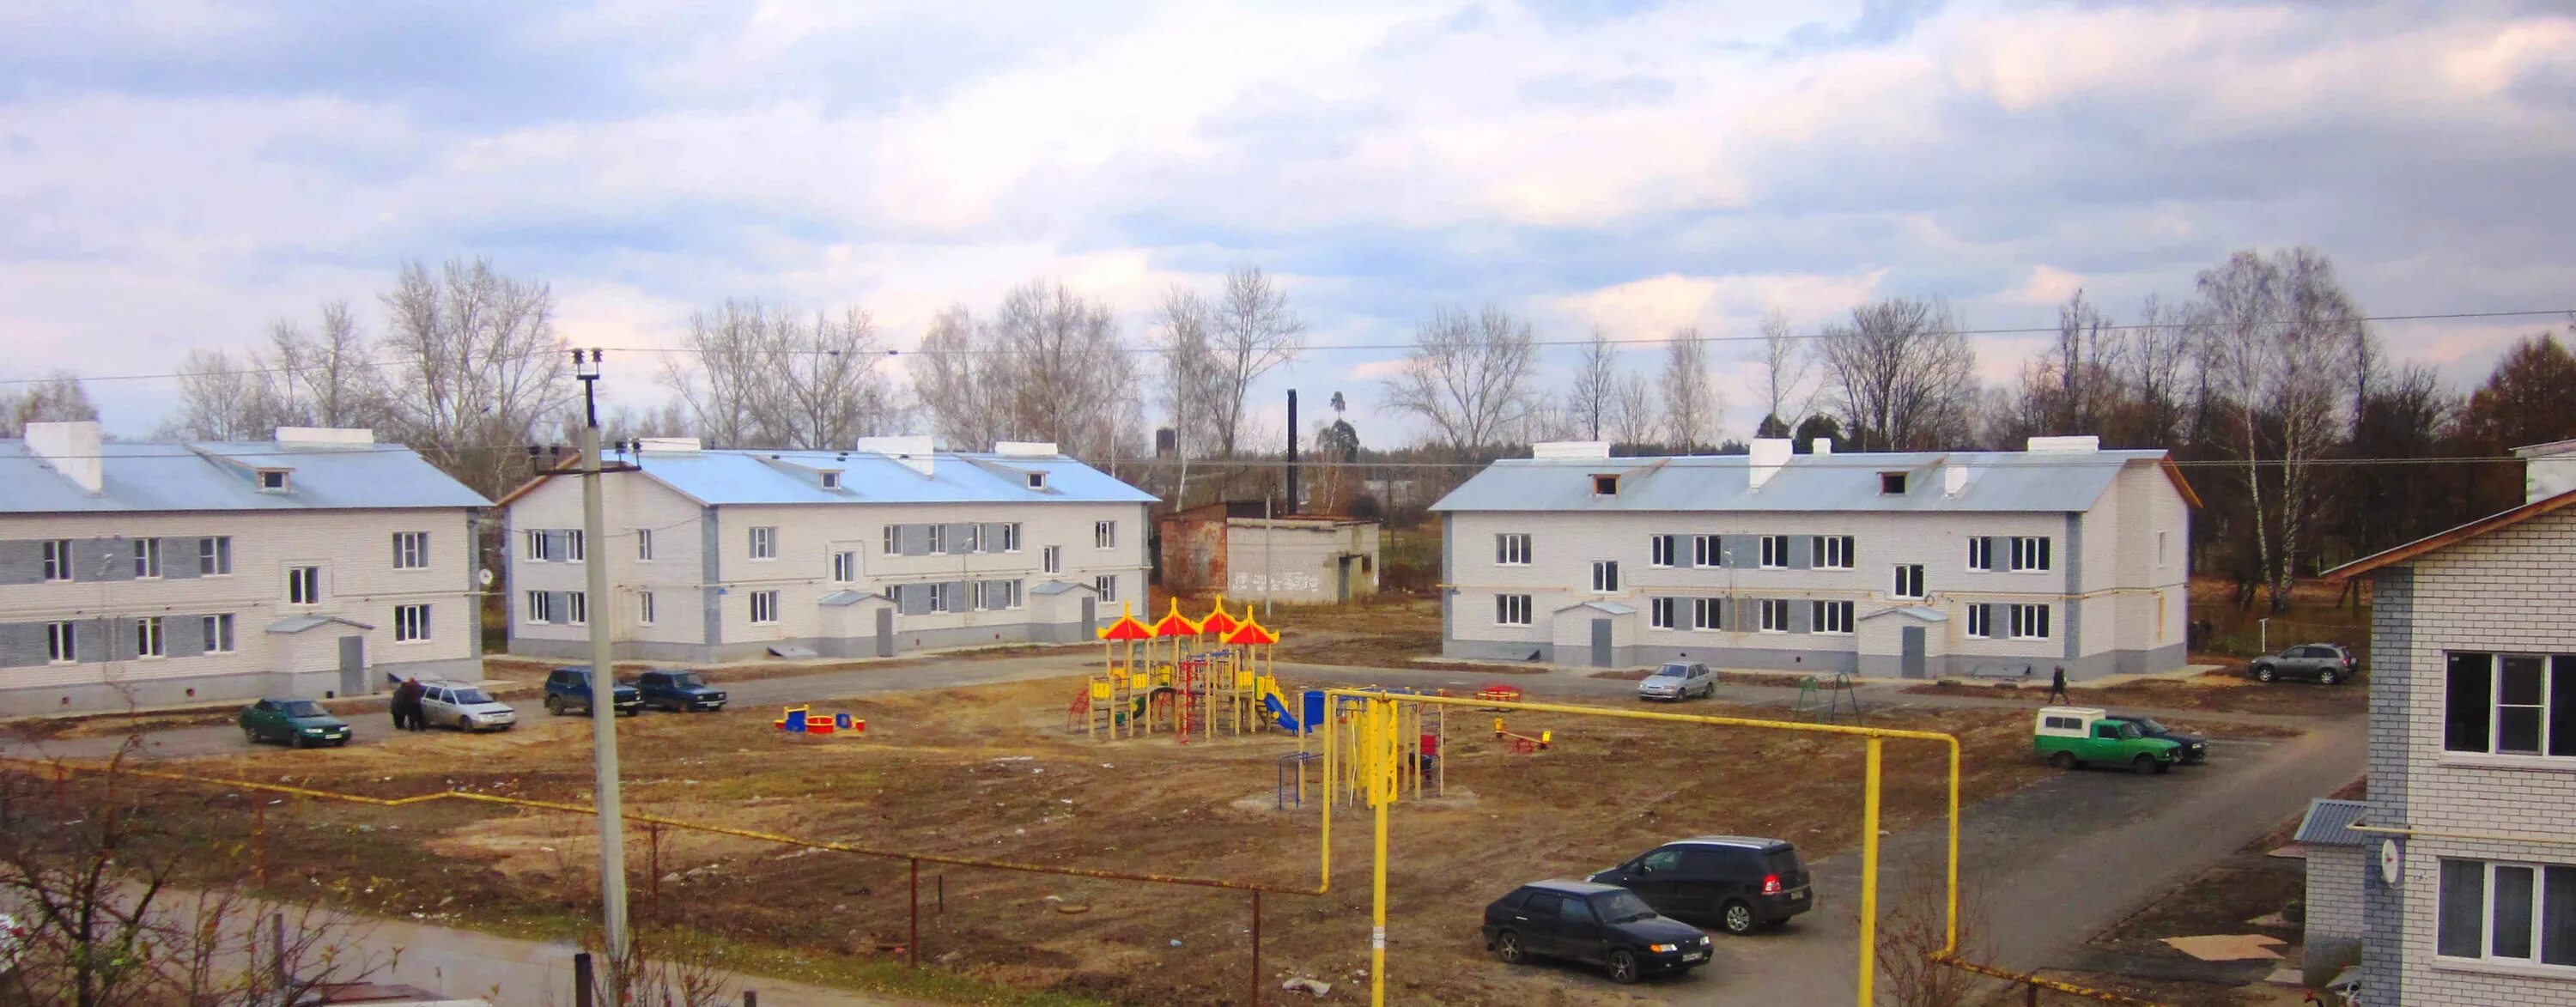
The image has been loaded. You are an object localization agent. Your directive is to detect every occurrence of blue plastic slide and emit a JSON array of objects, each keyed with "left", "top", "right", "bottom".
[{"left": 1262, "top": 689, "right": 1304, "bottom": 732}]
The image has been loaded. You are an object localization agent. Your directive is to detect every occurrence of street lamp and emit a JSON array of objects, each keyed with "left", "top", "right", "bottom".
[{"left": 573, "top": 348, "right": 631, "bottom": 987}]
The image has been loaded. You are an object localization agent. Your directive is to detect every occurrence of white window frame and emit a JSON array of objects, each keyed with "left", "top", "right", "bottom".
[
  {"left": 199, "top": 537, "right": 232, "bottom": 576},
  {"left": 2010, "top": 603, "right": 2051, "bottom": 640},
  {"left": 1093, "top": 573, "right": 1119, "bottom": 603},
  {"left": 1966, "top": 537, "right": 1992, "bottom": 572},
  {"left": 564, "top": 530, "right": 585, "bottom": 561},
  {"left": 392, "top": 531, "right": 430, "bottom": 570},
  {"left": 1095, "top": 520, "right": 1118, "bottom": 550},
  {"left": 927, "top": 524, "right": 948, "bottom": 553},
  {"left": 1496, "top": 593, "right": 1533, "bottom": 627},
  {"left": 1649, "top": 597, "right": 1680, "bottom": 629},
  {"left": 749, "top": 590, "right": 780, "bottom": 625},
  {"left": 1814, "top": 535, "right": 1854, "bottom": 570},
  {"left": 1693, "top": 597, "right": 1724, "bottom": 631},
  {"left": 1812, "top": 600, "right": 1854, "bottom": 635},
  {"left": 927, "top": 582, "right": 952, "bottom": 612},
  {"left": 203, "top": 614, "right": 235, "bottom": 654},
  {"left": 2437, "top": 857, "right": 2576, "bottom": 968},
  {"left": 287, "top": 566, "right": 321, "bottom": 606},
  {"left": 749, "top": 526, "right": 777, "bottom": 561},
  {"left": 2010, "top": 536, "right": 2052, "bottom": 573},
  {"left": 883, "top": 525, "right": 897, "bottom": 555},
  {"left": 1759, "top": 598, "right": 1790, "bottom": 634},
  {"left": 133, "top": 538, "right": 161, "bottom": 579},
  {"left": 961, "top": 524, "right": 981, "bottom": 553},
  {"left": 2447, "top": 653, "right": 2574, "bottom": 758},
  {"left": 525, "top": 590, "right": 555, "bottom": 624},
  {"left": 1649, "top": 535, "right": 1679, "bottom": 568},
  {"left": 1893, "top": 564, "right": 1925, "bottom": 601},
  {"left": 819, "top": 470, "right": 842, "bottom": 490},
  {"left": 42, "top": 539, "right": 73, "bottom": 582},
  {"left": 565, "top": 591, "right": 588, "bottom": 626},
  {"left": 1965, "top": 604, "right": 1990, "bottom": 639},
  {"left": 1590, "top": 560, "right": 1619, "bottom": 593},
  {"left": 524, "top": 530, "right": 550, "bottom": 562},
  {"left": 1001, "top": 523, "right": 1023, "bottom": 553},
  {"left": 1496, "top": 533, "right": 1532, "bottom": 566},
  {"left": 636, "top": 527, "right": 655, "bottom": 561},
  {"left": 394, "top": 604, "right": 432, "bottom": 643},
  {"left": 637, "top": 591, "right": 656, "bottom": 627},
  {"left": 1043, "top": 545, "right": 1063, "bottom": 574},
  {"left": 1692, "top": 535, "right": 1722, "bottom": 567},
  {"left": 1759, "top": 534, "right": 1790, "bottom": 569},
  {"left": 831, "top": 549, "right": 860, "bottom": 584},
  {"left": 46, "top": 621, "right": 77, "bottom": 664},
  {"left": 134, "top": 616, "right": 164, "bottom": 658}
]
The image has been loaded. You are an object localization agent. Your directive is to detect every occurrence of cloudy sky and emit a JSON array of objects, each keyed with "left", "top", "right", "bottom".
[{"left": 3, "top": 0, "right": 2572, "bottom": 445}]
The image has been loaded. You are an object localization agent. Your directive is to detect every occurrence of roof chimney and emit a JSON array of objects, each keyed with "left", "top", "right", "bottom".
[
  {"left": 856, "top": 434, "right": 937, "bottom": 476},
  {"left": 2026, "top": 435, "right": 2100, "bottom": 454},
  {"left": 2514, "top": 439, "right": 2576, "bottom": 505},
  {"left": 993, "top": 441, "right": 1059, "bottom": 458},
  {"left": 1747, "top": 438, "right": 1793, "bottom": 490},
  {"left": 1811, "top": 439, "right": 1832, "bottom": 456},
  {"left": 1945, "top": 464, "right": 1971, "bottom": 496},
  {"left": 1532, "top": 441, "right": 1612, "bottom": 459},
  {"left": 275, "top": 427, "right": 375, "bottom": 448},
  {"left": 637, "top": 437, "right": 702, "bottom": 454},
  {"left": 25, "top": 421, "right": 103, "bottom": 495}
]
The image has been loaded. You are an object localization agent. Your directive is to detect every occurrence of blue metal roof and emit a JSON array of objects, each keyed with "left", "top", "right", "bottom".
[
  {"left": 624, "top": 448, "right": 1157, "bottom": 507},
  {"left": 1428, "top": 449, "right": 2168, "bottom": 514},
  {"left": 0, "top": 440, "right": 491, "bottom": 513},
  {"left": 2294, "top": 798, "right": 2371, "bottom": 847}
]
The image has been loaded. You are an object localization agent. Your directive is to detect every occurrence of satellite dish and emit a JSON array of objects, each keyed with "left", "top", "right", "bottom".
[
  {"left": 2380, "top": 839, "right": 2403, "bottom": 887},
  {"left": 477, "top": 568, "right": 495, "bottom": 587}
]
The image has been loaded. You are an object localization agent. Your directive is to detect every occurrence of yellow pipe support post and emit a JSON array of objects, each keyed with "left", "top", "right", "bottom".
[{"left": 1858, "top": 736, "right": 1882, "bottom": 1007}]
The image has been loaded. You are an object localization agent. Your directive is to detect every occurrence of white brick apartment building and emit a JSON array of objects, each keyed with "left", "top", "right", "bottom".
[
  {"left": 0, "top": 422, "right": 489, "bottom": 715},
  {"left": 1428, "top": 437, "right": 2196, "bottom": 678},
  {"left": 499, "top": 437, "right": 1153, "bottom": 663},
  {"left": 2325, "top": 476, "right": 2576, "bottom": 1004}
]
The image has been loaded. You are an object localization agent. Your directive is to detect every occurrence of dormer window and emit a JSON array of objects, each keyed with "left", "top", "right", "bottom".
[
  {"left": 1592, "top": 474, "right": 1619, "bottom": 495},
  {"left": 258, "top": 470, "right": 291, "bottom": 493},
  {"left": 1026, "top": 472, "right": 1047, "bottom": 490},
  {"left": 819, "top": 470, "right": 843, "bottom": 490},
  {"left": 1880, "top": 472, "right": 1907, "bottom": 495}
]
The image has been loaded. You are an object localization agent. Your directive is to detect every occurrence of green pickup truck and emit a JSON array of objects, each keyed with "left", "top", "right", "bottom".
[{"left": 2034, "top": 707, "right": 2180, "bottom": 775}]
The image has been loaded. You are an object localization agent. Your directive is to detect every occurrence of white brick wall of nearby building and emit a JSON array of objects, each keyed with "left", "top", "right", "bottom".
[
  {"left": 2307, "top": 845, "right": 2367, "bottom": 942},
  {"left": 2348, "top": 501, "right": 2576, "bottom": 1004},
  {"left": 0, "top": 426, "right": 489, "bottom": 714},
  {"left": 1429, "top": 439, "right": 2192, "bottom": 678},
  {"left": 501, "top": 443, "right": 1153, "bottom": 664}
]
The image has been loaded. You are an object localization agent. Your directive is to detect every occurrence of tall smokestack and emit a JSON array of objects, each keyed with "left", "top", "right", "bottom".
[{"left": 1285, "top": 389, "right": 1300, "bottom": 516}]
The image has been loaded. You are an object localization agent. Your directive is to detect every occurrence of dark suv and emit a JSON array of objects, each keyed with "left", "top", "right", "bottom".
[
  {"left": 544, "top": 666, "right": 641, "bottom": 717},
  {"left": 1482, "top": 880, "right": 1710, "bottom": 984},
  {"left": 2103, "top": 714, "right": 2208, "bottom": 764},
  {"left": 2250, "top": 643, "right": 2358, "bottom": 685},
  {"left": 1587, "top": 836, "right": 1813, "bottom": 935},
  {"left": 635, "top": 670, "right": 727, "bottom": 713}
]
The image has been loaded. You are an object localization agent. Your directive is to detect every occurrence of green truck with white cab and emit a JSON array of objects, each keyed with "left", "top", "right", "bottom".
[{"left": 2034, "top": 706, "right": 2180, "bottom": 774}]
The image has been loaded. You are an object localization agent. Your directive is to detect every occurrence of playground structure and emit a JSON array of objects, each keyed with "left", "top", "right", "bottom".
[
  {"left": 1070, "top": 597, "right": 1303, "bottom": 743},
  {"left": 1277, "top": 688, "right": 1448, "bottom": 810},
  {"left": 774, "top": 706, "right": 863, "bottom": 735},
  {"left": 1490, "top": 718, "right": 1551, "bottom": 753},
  {"left": 1793, "top": 671, "right": 1865, "bottom": 725}
]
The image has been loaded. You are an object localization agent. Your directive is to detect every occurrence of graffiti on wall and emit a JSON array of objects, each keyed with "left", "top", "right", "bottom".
[{"left": 1229, "top": 571, "right": 1324, "bottom": 596}]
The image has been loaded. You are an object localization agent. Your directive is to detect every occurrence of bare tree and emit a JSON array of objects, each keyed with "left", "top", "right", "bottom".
[
  {"left": 1609, "top": 370, "right": 1660, "bottom": 446},
  {"left": 2111, "top": 294, "right": 2196, "bottom": 447},
  {"left": 1381, "top": 306, "right": 1539, "bottom": 452},
  {"left": 161, "top": 349, "right": 276, "bottom": 440},
  {"left": 1151, "top": 287, "right": 1225, "bottom": 507},
  {"left": 1661, "top": 327, "right": 1716, "bottom": 450},
  {"left": 0, "top": 373, "right": 99, "bottom": 437},
  {"left": 2046, "top": 288, "right": 2118, "bottom": 434},
  {"left": 1207, "top": 266, "right": 1304, "bottom": 458},
  {"left": 909, "top": 304, "right": 1005, "bottom": 452},
  {"left": 983, "top": 281, "right": 1139, "bottom": 458},
  {"left": 1750, "top": 309, "right": 1812, "bottom": 432},
  {"left": 377, "top": 258, "right": 576, "bottom": 499},
  {"left": 1814, "top": 297, "right": 1978, "bottom": 451},
  {"left": 758, "top": 306, "right": 898, "bottom": 449},
  {"left": 1565, "top": 330, "right": 1620, "bottom": 440},
  {"left": 2196, "top": 247, "right": 2360, "bottom": 612},
  {"left": 661, "top": 300, "right": 771, "bottom": 448},
  {"left": 264, "top": 300, "right": 386, "bottom": 429}
]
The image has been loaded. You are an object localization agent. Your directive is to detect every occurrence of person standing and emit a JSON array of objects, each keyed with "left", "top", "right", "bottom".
[
  {"left": 2048, "top": 665, "right": 2069, "bottom": 703},
  {"left": 395, "top": 677, "right": 423, "bottom": 731}
]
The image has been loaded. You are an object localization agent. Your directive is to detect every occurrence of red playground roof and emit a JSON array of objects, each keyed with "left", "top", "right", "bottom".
[
  {"left": 1152, "top": 598, "right": 1203, "bottom": 638},
  {"left": 1099, "top": 605, "right": 1155, "bottom": 641},
  {"left": 1224, "top": 619, "right": 1279, "bottom": 646},
  {"left": 1199, "top": 598, "right": 1242, "bottom": 636}
]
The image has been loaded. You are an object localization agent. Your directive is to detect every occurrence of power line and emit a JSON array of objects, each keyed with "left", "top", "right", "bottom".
[{"left": 5, "top": 307, "right": 2567, "bottom": 387}]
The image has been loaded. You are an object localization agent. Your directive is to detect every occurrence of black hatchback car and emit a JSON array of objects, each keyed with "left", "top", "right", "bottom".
[
  {"left": 1484, "top": 880, "right": 1710, "bottom": 983},
  {"left": 2104, "top": 714, "right": 2208, "bottom": 764},
  {"left": 1587, "top": 836, "right": 1813, "bottom": 935}
]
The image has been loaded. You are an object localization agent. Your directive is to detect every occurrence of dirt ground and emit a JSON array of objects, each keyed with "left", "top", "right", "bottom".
[
  {"left": 151, "top": 675, "right": 2055, "bottom": 1006},
  {"left": 1904, "top": 672, "right": 2365, "bottom": 718}
]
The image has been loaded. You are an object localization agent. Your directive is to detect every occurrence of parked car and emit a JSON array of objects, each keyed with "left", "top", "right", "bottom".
[
  {"left": 2034, "top": 706, "right": 2180, "bottom": 773},
  {"left": 238, "top": 698, "right": 351, "bottom": 748},
  {"left": 1637, "top": 662, "right": 1716, "bottom": 702},
  {"left": 2103, "top": 714, "right": 2208, "bottom": 764},
  {"left": 1586, "top": 836, "right": 1813, "bottom": 935},
  {"left": 544, "top": 666, "right": 641, "bottom": 717},
  {"left": 634, "top": 670, "right": 728, "bottom": 713},
  {"left": 1482, "top": 879, "right": 1710, "bottom": 984},
  {"left": 417, "top": 681, "right": 517, "bottom": 732},
  {"left": 2249, "top": 643, "right": 2358, "bottom": 685}
]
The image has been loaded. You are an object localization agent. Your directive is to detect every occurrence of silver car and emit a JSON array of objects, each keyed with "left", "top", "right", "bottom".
[
  {"left": 1637, "top": 662, "right": 1716, "bottom": 701},
  {"left": 418, "top": 680, "right": 518, "bottom": 731}
]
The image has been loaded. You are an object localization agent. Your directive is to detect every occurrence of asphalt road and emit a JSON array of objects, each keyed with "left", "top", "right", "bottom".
[{"left": 7, "top": 652, "right": 2362, "bottom": 1005}]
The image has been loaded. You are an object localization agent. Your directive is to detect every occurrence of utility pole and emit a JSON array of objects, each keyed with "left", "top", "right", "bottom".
[{"left": 574, "top": 349, "right": 631, "bottom": 989}]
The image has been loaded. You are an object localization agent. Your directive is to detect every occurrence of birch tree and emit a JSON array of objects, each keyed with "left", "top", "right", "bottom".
[
  {"left": 162, "top": 350, "right": 275, "bottom": 440},
  {"left": 1661, "top": 327, "right": 1716, "bottom": 450},
  {"left": 264, "top": 300, "right": 386, "bottom": 428},
  {"left": 2196, "top": 247, "right": 2360, "bottom": 613},
  {"left": 760, "top": 306, "right": 898, "bottom": 449},
  {"left": 1207, "top": 266, "right": 1304, "bottom": 458},
  {"left": 377, "top": 258, "right": 575, "bottom": 499},
  {"left": 1, "top": 373, "right": 100, "bottom": 436},
  {"left": 1565, "top": 330, "right": 1619, "bottom": 441},
  {"left": 1815, "top": 297, "right": 1978, "bottom": 451},
  {"left": 912, "top": 304, "right": 1008, "bottom": 452},
  {"left": 1151, "top": 287, "right": 1225, "bottom": 507},
  {"left": 1381, "top": 305, "right": 1539, "bottom": 452},
  {"left": 1751, "top": 309, "right": 1811, "bottom": 434},
  {"left": 1609, "top": 370, "right": 1660, "bottom": 446},
  {"left": 986, "top": 281, "right": 1138, "bottom": 458}
]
